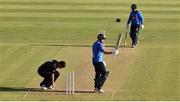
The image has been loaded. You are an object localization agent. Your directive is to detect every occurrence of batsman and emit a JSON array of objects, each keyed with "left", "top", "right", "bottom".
[
  {"left": 92, "top": 33, "right": 118, "bottom": 93},
  {"left": 126, "top": 3, "right": 144, "bottom": 48}
]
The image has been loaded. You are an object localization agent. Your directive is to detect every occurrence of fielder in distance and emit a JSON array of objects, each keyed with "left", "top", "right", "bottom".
[{"left": 126, "top": 3, "right": 144, "bottom": 48}]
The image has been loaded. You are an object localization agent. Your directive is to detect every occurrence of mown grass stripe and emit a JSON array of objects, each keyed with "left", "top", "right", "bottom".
[
  {"left": 8, "top": 46, "right": 62, "bottom": 87},
  {"left": 0, "top": 2, "right": 179, "bottom": 7},
  {"left": 0, "top": 45, "right": 28, "bottom": 71},
  {"left": 152, "top": 48, "right": 180, "bottom": 99},
  {"left": 0, "top": 17, "right": 179, "bottom": 23},
  {"left": 0, "top": 6, "right": 179, "bottom": 11},
  {"left": 0, "top": 9, "right": 130, "bottom": 13},
  {"left": 122, "top": 48, "right": 180, "bottom": 99},
  {"left": 0, "top": 46, "right": 41, "bottom": 86},
  {"left": 0, "top": 45, "right": 23, "bottom": 61},
  {"left": 1, "top": 13, "right": 179, "bottom": 19},
  {"left": 0, "top": 9, "right": 180, "bottom": 14}
]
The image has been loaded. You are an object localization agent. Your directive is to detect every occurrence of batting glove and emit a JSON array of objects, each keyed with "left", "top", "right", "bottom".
[
  {"left": 141, "top": 24, "right": 144, "bottom": 30},
  {"left": 111, "top": 48, "right": 119, "bottom": 55},
  {"left": 115, "top": 50, "right": 119, "bottom": 55}
]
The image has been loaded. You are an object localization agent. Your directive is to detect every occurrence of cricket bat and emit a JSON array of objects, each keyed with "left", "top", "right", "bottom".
[
  {"left": 113, "top": 33, "right": 123, "bottom": 58},
  {"left": 124, "top": 31, "right": 128, "bottom": 47},
  {"left": 115, "top": 33, "right": 123, "bottom": 50}
]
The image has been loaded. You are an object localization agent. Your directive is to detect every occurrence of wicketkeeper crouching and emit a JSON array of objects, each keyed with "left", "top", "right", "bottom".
[
  {"left": 92, "top": 33, "right": 118, "bottom": 93},
  {"left": 37, "top": 60, "right": 66, "bottom": 90}
]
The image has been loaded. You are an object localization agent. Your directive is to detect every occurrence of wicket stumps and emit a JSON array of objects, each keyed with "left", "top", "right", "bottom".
[
  {"left": 66, "top": 71, "right": 75, "bottom": 95},
  {"left": 99, "top": 30, "right": 106, "bottom": 35}
]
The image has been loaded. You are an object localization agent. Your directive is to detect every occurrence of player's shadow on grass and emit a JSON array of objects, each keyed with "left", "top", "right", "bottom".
[
  {"left": 0, "top": 87, "right": 43, "bottom": 92},
  {"left": 0, "top": 87, "right": 94, "bottom": 93}
]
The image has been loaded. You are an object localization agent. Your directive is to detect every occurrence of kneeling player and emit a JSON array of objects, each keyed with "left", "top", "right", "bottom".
[{"left": 37, "top": 60, "right": 66, "bottom": 90}]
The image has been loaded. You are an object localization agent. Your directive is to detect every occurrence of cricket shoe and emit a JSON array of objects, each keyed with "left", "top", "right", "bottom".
[
  {"left": 94, "top": 88, "right": 105, "bottom": 93},
  {"left": 47, "top": 85, "right": 55, "bottom": 90},
  {"left": 41, "top": 85, "right": 48, "bottom": 90},
  {"left": 132, "top": 45, "right": 136, "bottom": 48},
  {"left": 99, "top": 89, "right": 105, "bottom": 93},
  {"left": 94, "top": 88, "right": 99, "bottom": 93}
]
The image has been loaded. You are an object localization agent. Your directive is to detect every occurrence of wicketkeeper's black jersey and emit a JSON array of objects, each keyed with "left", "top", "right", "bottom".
[{"left": 38, "top": 60, "right": 57, "bottom": 75}]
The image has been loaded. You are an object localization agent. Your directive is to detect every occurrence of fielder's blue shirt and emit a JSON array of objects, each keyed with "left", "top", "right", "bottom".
[
  {"left": 127, "top": 10, "right": 144, "bottom": 25},
  {"left": 92, "top": 41, "right": 105, "bottom": 62}
]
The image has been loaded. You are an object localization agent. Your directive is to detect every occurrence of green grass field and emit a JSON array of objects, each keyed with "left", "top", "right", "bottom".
[{"left": 0, "top": 0, "right": 180, "bottom": 101}]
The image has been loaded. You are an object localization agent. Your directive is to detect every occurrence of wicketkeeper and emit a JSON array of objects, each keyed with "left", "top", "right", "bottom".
[
  {"left": 126, "top": 3, "right": 144, "bottom": 48},
  {"left": 37, "top": 60, "right": 66, "bottom": 90},
  {"left": 92, "top": 33, "right": 118, "bottom": 93}
]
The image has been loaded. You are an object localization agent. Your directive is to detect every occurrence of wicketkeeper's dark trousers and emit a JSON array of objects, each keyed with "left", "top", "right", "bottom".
[
  {"left": 38, "top": 70, "right": 60, "bottom": 87},
  {"left": 130, "top": 24, "right": 140, "bottom": 45},
  {"left": 93, "top": 62, "right": 109, "bottom": 90}
]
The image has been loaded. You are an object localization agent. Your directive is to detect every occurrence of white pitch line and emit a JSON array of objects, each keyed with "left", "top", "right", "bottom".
[
  {"left": 111, "top": 89, "right": 116, "bottom": 99},
  {"left": 22, "top": 90, "right": 29, "bottom": 99}
]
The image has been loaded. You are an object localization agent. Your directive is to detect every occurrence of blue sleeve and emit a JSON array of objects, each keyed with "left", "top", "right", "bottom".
[
  {"left": 98, "top": 43, "right": 105, "bottom": 52},
  {"left": 138, "top": 11, "right": 144, "bottom": 24},
  {"left": 127, "top": 12, "right": 132, "bottom": 24}
]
